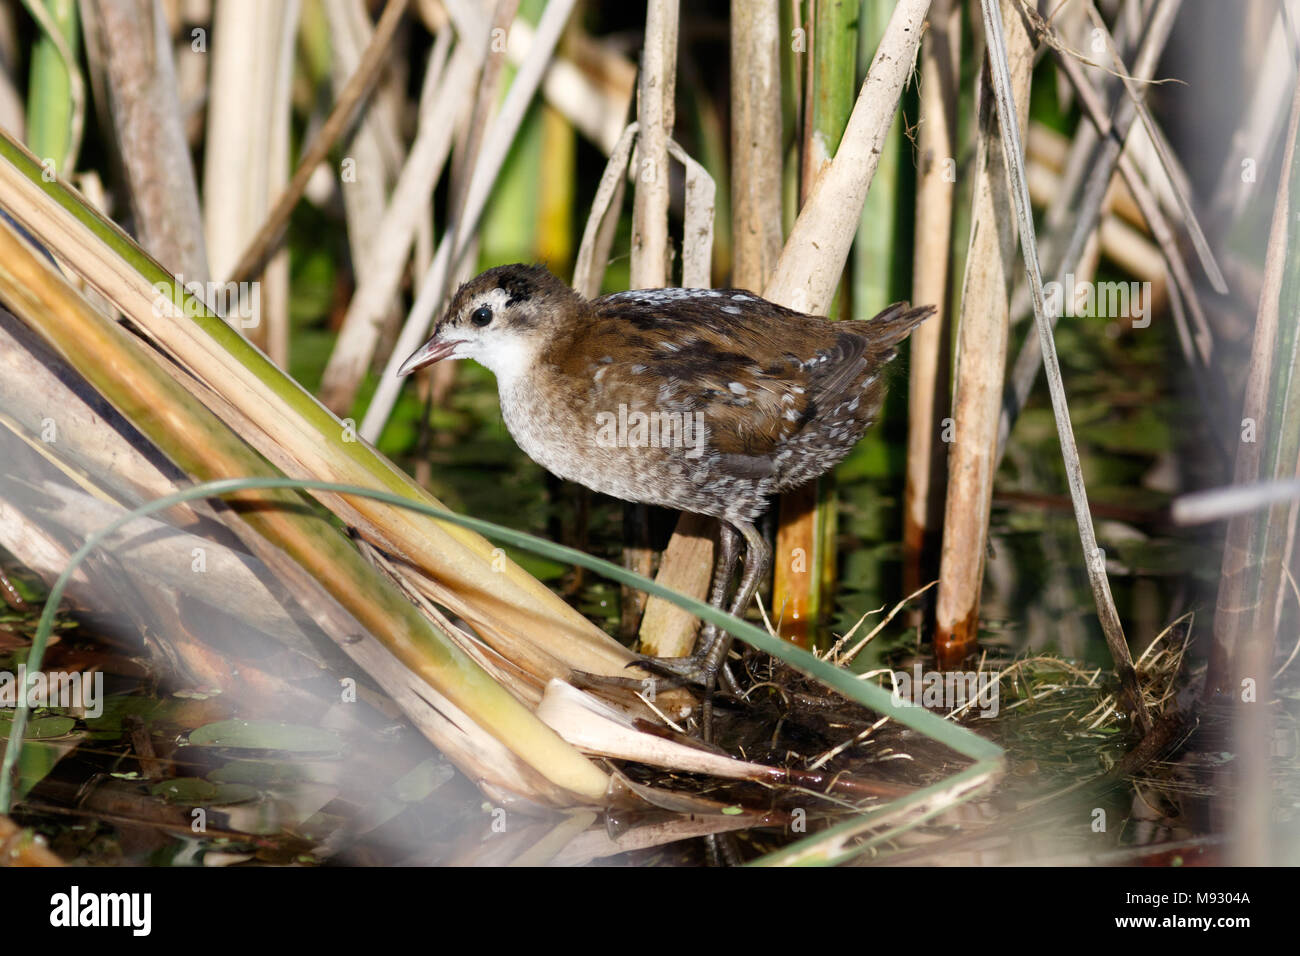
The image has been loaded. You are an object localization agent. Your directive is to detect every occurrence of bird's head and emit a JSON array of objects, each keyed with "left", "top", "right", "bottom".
[{"left": 397, "top": 263, "right": 580, "bottom": 382}]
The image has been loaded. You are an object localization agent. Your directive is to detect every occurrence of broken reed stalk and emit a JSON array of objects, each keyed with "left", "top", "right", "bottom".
[
  {"left": 903, "top": 0, "right": 960, "bottom": 600},
  {"left": 976, "top": 0, "right": 1151, "bottom": 733}
]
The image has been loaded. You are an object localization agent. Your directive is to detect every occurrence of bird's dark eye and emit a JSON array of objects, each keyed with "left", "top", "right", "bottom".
[{"left": 471, "top": 306, "right": 493, "bottom": 327}]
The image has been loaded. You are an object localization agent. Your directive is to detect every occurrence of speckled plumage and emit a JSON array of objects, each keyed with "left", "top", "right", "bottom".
[
  {"left": 397, "top": 264, "right": 933, "bottom": 709},
  {"left": 399, "top": 263, "right": 932, "bottom": 526}
]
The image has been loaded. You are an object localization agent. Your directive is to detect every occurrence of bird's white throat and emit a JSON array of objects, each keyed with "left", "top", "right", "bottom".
[{"left": 467, "top": 333, "right": 543, "bottom": 390}]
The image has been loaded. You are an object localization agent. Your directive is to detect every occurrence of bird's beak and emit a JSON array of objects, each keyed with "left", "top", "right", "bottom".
[{"left": 397, "top": 337, "right": 461, "bottom": 377}]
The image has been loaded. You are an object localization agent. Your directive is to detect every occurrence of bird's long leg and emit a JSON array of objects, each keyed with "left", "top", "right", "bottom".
[
  {"left": 698, "top": 520, "right": 769, "bottom": 740},
  {"left": 631, "top": 521, "right": 744, "bottom": 687},
  {"left": 573, "top": 520, "right": 765, "bottom": 728},
  {"left": 683, "top": 522, "right": 740, "bottom": 689}
]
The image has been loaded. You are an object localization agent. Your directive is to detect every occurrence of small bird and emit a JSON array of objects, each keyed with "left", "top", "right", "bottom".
[{"left": 398, "top": 264, "right": 932, "bottom": 720}]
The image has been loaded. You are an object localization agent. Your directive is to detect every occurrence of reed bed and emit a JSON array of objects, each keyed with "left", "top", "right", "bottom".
[{"left": 0, "top": 0, "right": 1291, "bottom": 867}]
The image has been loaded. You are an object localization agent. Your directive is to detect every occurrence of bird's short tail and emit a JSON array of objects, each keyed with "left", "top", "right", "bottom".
[{"left": 860, "top": 302, "right": 936, "bottom": 348}]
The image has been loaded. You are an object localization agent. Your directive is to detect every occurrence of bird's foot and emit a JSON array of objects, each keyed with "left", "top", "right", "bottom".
[
  {"left": 634, "top": 652, "right": 714, "bottom": 686},
  {"left": 567, "top": 652, "right": 717, "bottom": 696},
  {"left": 569, "top": 638, "right": 742, "bottom": 700},
  {"left": 571, "top": 624, "right": 741, "bottom": 742}
]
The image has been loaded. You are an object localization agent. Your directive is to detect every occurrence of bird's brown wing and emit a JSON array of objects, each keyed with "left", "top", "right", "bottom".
[{"left": 552, "top": 291, "right": 931, "bottom": 475}]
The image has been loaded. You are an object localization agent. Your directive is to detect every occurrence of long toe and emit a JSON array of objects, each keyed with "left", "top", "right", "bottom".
[
  {"left": 633, "top": 653, "right": 715, "bottom": 688},
  {"left": 568, "top": 658, "right": 707, "bottom": 694}
]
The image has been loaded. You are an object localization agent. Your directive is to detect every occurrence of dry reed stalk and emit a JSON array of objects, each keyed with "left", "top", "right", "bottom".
[
  {"left": 201, "top": 0, "right": 298, "bottom": 361},
  {"left": 84, "top": 0, "right": 209, "bottom": 281},
  {"left": 619, "top": 0, "right": 680, "bottom": 640},
  {"left": 224, "top": 0, "right": 411, "bottom": 287},
  {"left": 361, "top": 0, "right": 579, "bottom": 441},
  {"left": 1218, "top": 74, "right": 1300, "bottom": 858},
  {"left": 322, "top": 0, "right": 405, "bottom": 362},
  {"left": 1033, "top": 11, "right": 1215, "bottom": 365},
  {"left": 391, "top": 0, "right": 518, "bottom": 429},
  {"left": 1010, "top": 0, "right": 1179, "bottom": 346},
  {"left": 0, "top": 213, "right": 613, "bottom": 806},
  {"left": 999, "top": 0, "right": 1222, "bottom": 465},
  {"left": 637, "top": 516, "right": 716, "bottom": 657},
  {"left": 764, "top": 0, "right": 929, "bottom": 311},
  {"left": 630, "top": 0, "right": 678, "bottom": 291},
  {"left": 328, "top": 0, "right": 408, "bottom": 174},
  {"left": 506, "top": 18, "right": 636, "bottom": 155},
  {"left": 1026, "top": 123, "right": 1144, "bottom": 231},
  {"left": 1024, "top": 158, "right": 1150, "bottom": 253},
  {"left": 903, "top": 0, "right": 961, "bottom": 600},
  {"left": 1024, "top": 158, "right": 1166, "bottom": 287},
  {"left": 0, "top": 141, "right": 646, "bottom": 694},
  {"left": 978, "top": 0, "right": 1152, "bottom": 732},
  {"left": 671, "top": 138, "right": 716, "bottom": 286},
  {"left": 447, "top": 0, "right": 522, "bottom": 265},
  {"left": 639, "top": 0, "right": 783, "bottom": 658},
  {"left": 572, "top": 121, "right": 638, "bottom": 297},
  {"left": 318, "top": 25, "right": 471, "bottom": 413},
  {"left": 933, "top": 0, "right": 1031, "bottom": 669},
  {"left": 1083, "top": 0, "right": 1226, "bottom": 295},
  {"left": 729, "top": 0, "right": 782, "bottom": 291},
  {"left": 1036, "top": 13, "right": 1236, "bottom": 477},
  {"left": 636, "top": 138, "right": 718, "bottom": 655},
  {"left": 1210, "top": 78, "right": 1300, "bottom": 702}
]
